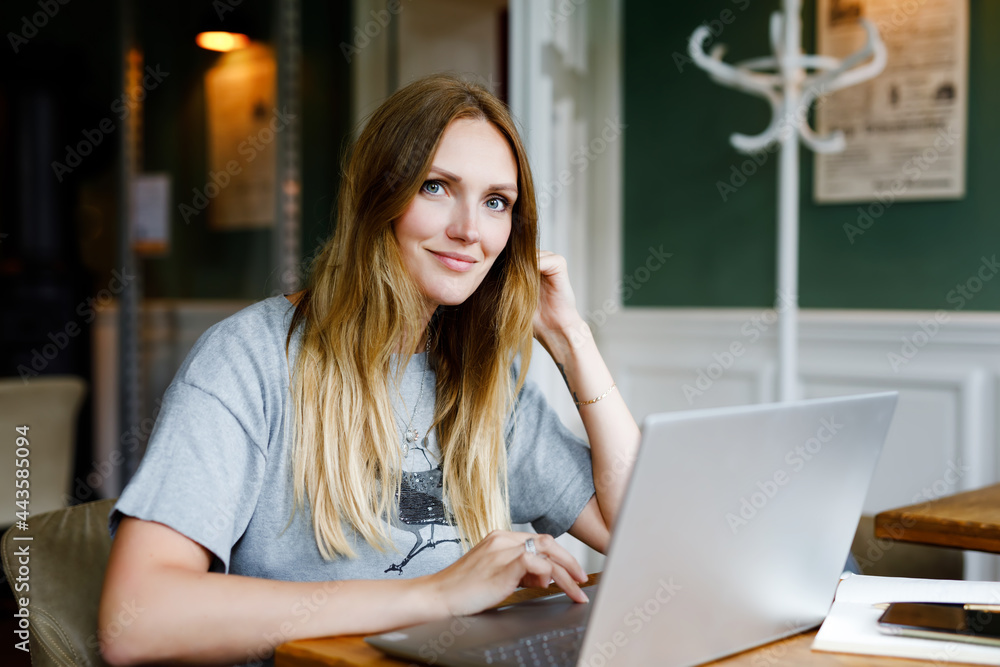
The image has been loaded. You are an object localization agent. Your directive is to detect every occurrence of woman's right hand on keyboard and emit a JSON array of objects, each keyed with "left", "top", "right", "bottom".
[{"left": 421, "top": 530, "right": 590, "bottom": 618}]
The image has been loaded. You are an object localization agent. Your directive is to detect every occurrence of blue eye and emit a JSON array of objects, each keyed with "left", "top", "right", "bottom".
[
  {"left": 486, "top": 196, "right": 509, "bottom": 212},
  {"left": 422, "top": 181, "right": 443, "bottom": 195}
]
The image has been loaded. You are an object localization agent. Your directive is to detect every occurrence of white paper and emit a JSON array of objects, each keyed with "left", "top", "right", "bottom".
[
  {"left": 813, "top": 574, "right": 1000, "bottom": 664},
  {"left": 131, "top": 173, "right": 171, "bottom": 255},
  {"left": 814, "top": 0, "right": 968, "bottom": 203}
]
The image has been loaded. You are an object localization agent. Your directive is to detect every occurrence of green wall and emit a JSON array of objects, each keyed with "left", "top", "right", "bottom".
[{"left": 624, "top": 0, "right": 1000, "bottom": 310}]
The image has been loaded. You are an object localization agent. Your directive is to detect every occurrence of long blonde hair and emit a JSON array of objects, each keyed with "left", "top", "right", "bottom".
[{"left": 285, "top": 75, "right": 539, "bottom": 559}]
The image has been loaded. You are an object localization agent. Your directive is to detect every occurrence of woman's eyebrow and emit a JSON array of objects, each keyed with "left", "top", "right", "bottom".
[
  {"left": 488, "top": 182, "right": 518, "bottom": 195},
  {"left": 429, "top": 166, "right": 517, "bottom": 195},
  {"left": 428, "top": 166, "right": 462, "bottom": 182}
]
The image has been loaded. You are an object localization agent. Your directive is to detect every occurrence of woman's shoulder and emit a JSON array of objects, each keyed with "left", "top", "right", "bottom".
[
  {"left": 175, "top": 294, "right": 298, "bottom": 387},
  {"left": 197, "top": 293, "right": 295, "bottom": 344}
]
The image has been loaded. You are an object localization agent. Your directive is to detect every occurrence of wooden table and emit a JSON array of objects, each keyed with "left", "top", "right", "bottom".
[
  {"left": 276, "top": 630, "right": 965, "bottom": 667},
  {"left": 874, "top": 483, "right": 1000, "bottom": 553},
  {"left": 274, "top": 574, "right": 953, "bottom": 667}
]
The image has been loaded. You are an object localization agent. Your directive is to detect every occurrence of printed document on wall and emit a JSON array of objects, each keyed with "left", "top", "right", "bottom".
[{"left": 814, "top": 0, "right": 968, "bottom": 203}]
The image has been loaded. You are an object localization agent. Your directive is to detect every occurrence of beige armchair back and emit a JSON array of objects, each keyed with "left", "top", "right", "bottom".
[
  {"left": 0, "top": 375, "right": 87, "bottom": 524},
  {"left": 2, "top": 498, "right": 116, "bottom": 667}
]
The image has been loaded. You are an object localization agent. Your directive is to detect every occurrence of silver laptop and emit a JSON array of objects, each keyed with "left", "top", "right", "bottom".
[{"left": 366, "top": 392, "right": 898, "bottom": 666}]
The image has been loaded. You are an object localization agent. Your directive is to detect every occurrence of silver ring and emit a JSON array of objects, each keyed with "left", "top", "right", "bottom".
[{"left": 524, "top": 537, "right": 537, "bottom": 555}]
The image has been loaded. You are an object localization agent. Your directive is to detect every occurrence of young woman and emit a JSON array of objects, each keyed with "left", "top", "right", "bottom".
[{"left": 98, "top": 74, "right": 640, "bottom": 666}]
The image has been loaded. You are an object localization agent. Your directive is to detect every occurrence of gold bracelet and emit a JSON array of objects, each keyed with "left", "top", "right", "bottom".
[{"left": 575, "top": 382, "right": 616, "bottom": 408}]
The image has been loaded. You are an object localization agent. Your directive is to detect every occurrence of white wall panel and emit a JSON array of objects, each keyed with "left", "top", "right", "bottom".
[{"left": 598, "top": 308, "right": 1000, "bottom": 579}]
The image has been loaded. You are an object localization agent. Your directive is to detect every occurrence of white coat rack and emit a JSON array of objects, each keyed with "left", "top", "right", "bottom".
[{"left": 688, "top": 0, "right": 886, "bottom": 402}]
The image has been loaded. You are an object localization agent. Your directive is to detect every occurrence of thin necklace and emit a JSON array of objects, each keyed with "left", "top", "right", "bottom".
[{"left": 394, "top": 335, "right": 431, "bottom": 457}]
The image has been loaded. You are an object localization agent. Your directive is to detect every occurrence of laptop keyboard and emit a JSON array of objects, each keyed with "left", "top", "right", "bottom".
[{"left": 462, "top": 624, "right": 586, "bottom": 666}]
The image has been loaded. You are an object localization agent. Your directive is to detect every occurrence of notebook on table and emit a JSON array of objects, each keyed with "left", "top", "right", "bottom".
[{"left": 366, "top": 392, "right": 899, "bottom": 666}]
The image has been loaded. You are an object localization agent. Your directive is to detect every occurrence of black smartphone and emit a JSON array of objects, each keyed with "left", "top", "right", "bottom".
[{"left": 877, "top": 603, "right": 1000, "bottom": 647}]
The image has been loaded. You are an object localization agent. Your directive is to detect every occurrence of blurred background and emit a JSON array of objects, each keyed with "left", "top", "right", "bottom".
[{"left": 1, "top": 3, "right": 999, "bottom": 657}]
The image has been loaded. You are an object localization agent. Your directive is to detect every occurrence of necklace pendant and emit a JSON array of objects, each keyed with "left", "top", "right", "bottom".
[
  {"left": 405, "top": 428, "right": 418, "bottom": 443},
  {"left": 402, "top": 440, "right": 409, "bottom": 457}
]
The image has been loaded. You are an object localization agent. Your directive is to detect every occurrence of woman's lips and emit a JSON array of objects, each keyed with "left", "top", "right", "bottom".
[{"left": 430, "top": 251, "right": 476, "bottom": 272}]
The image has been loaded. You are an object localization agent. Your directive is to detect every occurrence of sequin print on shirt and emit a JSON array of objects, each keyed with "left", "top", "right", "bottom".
[{"left": 385, "top": 443, "right": 460, "bottom": 575}]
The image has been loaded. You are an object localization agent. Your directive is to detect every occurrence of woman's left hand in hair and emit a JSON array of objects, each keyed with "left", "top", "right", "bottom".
[
  {"left": 532, "top": 250, "right": 642, "bottom": 554},
  {"left": 534, "top": 250, "right": 589, "bottom": 354}
]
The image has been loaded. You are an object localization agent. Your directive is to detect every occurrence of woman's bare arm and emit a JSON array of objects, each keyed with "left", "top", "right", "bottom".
[
  {"left": 99, "top": 517, "right": 438, "bottom": 665},
  {"left": 533, "top": 251, "right": 642, "bottom": 554},
  {"left": 99, "top": 516, "right": 588, "bottom": 666}
]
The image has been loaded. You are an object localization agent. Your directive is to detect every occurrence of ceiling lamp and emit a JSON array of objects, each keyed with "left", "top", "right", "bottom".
[{"left": 196, "top": 31, "right": 251, "bottom": 52}]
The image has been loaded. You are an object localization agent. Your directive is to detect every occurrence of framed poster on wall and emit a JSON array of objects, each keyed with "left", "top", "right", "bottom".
[
  {"left": 814, "top": 0, "right": 968, "bottom": 203},
  {"left": 204, "top": 43, "right": 277, "bottom": 230}
]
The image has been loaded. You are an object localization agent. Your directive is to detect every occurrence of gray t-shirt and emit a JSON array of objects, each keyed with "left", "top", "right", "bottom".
[{"left": 110, "top": 294, "right": 595, "bottom": 585}]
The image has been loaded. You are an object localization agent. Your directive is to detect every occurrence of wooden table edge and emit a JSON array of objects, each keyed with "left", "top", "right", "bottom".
[{"left": 875, "top": 508, "right": 1000, "bottom": 554}]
